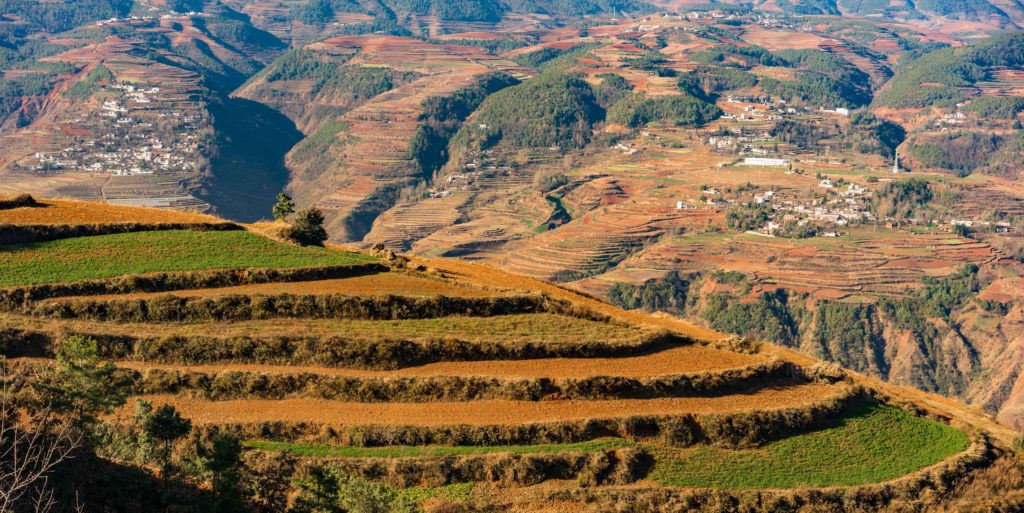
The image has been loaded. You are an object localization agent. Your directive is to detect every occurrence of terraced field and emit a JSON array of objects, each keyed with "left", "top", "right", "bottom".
[
  {"left": 0, "top": 229, "right": 372, "bottom": 286},
  {"left": 0, "top": 198, "right": 220, "bottom": 225},
  {"left": 606, "top": 228, "right": 998, "bottom": 300},
  {"left": 0, "top": 200, "right": 1002, "bottom": 511}
]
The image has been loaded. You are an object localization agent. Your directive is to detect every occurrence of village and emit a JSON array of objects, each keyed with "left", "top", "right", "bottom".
[{"left": 16, "top": 79, "right": 208, "bottom": 179}]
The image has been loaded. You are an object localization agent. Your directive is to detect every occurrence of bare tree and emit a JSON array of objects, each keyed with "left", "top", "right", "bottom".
[{"left": 0, "top": 390, "right": 81, "bottom": 513}]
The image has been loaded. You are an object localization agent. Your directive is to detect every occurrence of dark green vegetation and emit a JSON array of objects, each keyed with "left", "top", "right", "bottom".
[
  {"left": 726, "top": 203, "right": 773, "bottom": 231},
  {"left": 462, "top": 65, "right": 721, "bottom": 152},
  {"left": 874, "top": 32, "right": 1024, "bottom": 108},
  {"left": 606, "top": 92, "right": 721, "bottom": 128},
  {"left": 263, "top": 49, "right": 417, "bottom": 98},
  {"left": 649, "top": 402, "right": 969, "bottom": 489},
  {"left": 0, "top": 49, "right": 79, "bottom": 125},
  {"left": 680, "top": 66, "right": 758, "bottom": 96},
  {"left": 284, "top": 208, "right": 330, "bottom": 246},
  {"left": 410, "top": 73, "right": 519, "bottom": 180},
  {"left": 692, "top": 43, "right": 775, "bottom": 69},
  {"left": 247, "top": 438, "right": 632, "bottom": 458},
  {"left": 688, "top": 44, "right": 873, "bottom": 107},
  {"left": 607, "top": 271, "right": 693, "bottom": 313},
  {"left": 465, "top": 72, "right": 603, "bottom": 150},
  {"left": 907, "top": 131, "right": 1009, "bottom": 176},
  {"left": 873, "top": 178, "right": 933, "bottom": 220},
  {"left": 962, "top": 96, "right": 1024, "bottom": 119},
  {"left": 593, "top": 73, "right": 635, "bottom": 108},
  {"left": 916, "top": 0, "right": 1007, "bottom": 20},
  {"left": 761, "top": 50, "right": 873, "bottom": 108},
  {"left": 849, "top": 112, "right": 905, "bottom": 159},
  {"left": 0, "top": 0, "right": 131, "bottom": 35},
  {"left": 703, "top": 290, "right": 802, "bottom": 346},
  {"left": 63, "top": 64, "right": 113, "bottom": 100},
  {"left": 0, "top": 230, "right": 372, "bottom": 286},
  {"left": 774, "top": 0, "right": 840, "bottom": 15},
  {"left": 812, "top": 302, "right": 886, "bottom": 375}
]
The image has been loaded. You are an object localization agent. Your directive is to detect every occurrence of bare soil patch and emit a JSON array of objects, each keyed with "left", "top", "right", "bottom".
[
  {"left": 110, "top": 344, "right": 761, "bottom": 379},
  {"left": 0, "top": 199, "right": 220, "bottom": 225},
  {"left": 131, "top": 383, "right": 843, "bottom": 426}
]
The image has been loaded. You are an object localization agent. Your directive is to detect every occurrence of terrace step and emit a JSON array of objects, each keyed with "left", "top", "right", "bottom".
[{"left": 129, "top": 382, "right": 853, "bottom": 440}]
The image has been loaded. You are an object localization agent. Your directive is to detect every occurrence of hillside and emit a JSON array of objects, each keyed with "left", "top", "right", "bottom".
[
  {"left": 0, "top": 1, "right": 296, "bottom": 221},
  {"left": 0, "top": 196, "right": 1021, "bottom": 512},
  {"left": 873, "top": 32, "right": 1024, "bottom": 109},
  {"left": 236, "top": 35, "right": 529, "bottom": 241}
]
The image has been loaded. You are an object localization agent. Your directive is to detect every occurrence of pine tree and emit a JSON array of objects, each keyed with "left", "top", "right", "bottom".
[{"left": 272, "top": 193, "right": 296, "bottom": 220}]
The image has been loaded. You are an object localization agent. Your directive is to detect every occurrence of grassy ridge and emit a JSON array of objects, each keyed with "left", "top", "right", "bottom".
[
  {"left": 0, "top": 230, "right": 373, "bottom": 286},
  {"left": 649, "top": 402, "right": 969, "bottom": 489},
  {"left": 244, "top": 438, "right": 632, "bottom": 458}
]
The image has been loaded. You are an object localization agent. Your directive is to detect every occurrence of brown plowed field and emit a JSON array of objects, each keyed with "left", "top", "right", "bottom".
[
  {"left": 53, "top": 273, "right": 509, "bottom": 301},
  {"left": 131, "top": 383, "right": 843, "bottom": 425},
  {"left": 0, "top": 199, "right": 220, "bottom": 225},
  {"left": 110, "top": 344, "right": 761, "bottom": 379}
]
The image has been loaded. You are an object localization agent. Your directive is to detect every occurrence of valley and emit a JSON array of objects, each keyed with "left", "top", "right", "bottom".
[{"left": 4, "top": 0, "right": 1024, "bottom": 510}]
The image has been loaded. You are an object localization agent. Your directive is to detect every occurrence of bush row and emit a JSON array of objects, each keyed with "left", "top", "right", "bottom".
[
  {"left": 0, "top": 328, "right": 676, "bottom": 370},
  {"left": 31, "top": 293, "right": 604, "bottom": 323},
  {"left": 563, "top": 433, "right": 993, "bottom": 513},
  {"left": 0, "top": 221, "right": 241, "bottom": 245},
  {"left": 209, "top": 387, "right": 864, "bottom": 449},
  {"left": 127, "top": 360, "right": 803, "bottom": 402},
  {"left": 0, "top": 263, "right": 388, "bottom": 310},
  {"left": 242, "top": 447, "right": 652, "bottom": 489}
]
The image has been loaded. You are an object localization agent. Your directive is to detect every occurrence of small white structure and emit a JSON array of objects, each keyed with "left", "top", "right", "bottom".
[
  {"left": 819, "top": 179, "right": 834, "bottom": 188},
  {"left": 742, "top": 157, "right": 789, "bottom": 167}
]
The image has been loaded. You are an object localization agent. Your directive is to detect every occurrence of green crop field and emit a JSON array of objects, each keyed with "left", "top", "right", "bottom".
[
  {"left": 0, "top": 230, "right": 375, "bottom": 286},
  {"left": 244, "top": 438, "right": 632, "bottom": 459},
  {"left": 395, "top": 482, "right": 475, "bottom": 503},
  {"left": 1, "top": 313, "right": 646, "bottom": 345},
  {"left": 649, "top": 402, "right": 969, "bottom": 489}
]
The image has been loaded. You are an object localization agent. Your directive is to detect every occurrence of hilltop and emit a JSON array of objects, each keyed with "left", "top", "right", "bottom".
[{"left": 0, "top": 196, "right": 1020, "bottom": 512}]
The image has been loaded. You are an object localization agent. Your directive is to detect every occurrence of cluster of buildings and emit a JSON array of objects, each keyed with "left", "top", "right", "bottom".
[
  {"left": 934, "top": 103, "right": 967, "bottom": 130},
  {"left": 95, "top": 12, "right": 208, "bottom": 27},
  {"left": 708, "top": 127, "right": 775, "bottom": 156},
  {"left": 753, "top": 182, "right": 875, "bottom": 237},
  {"left": 427, "top": 148, "right": 515, "bottom": 198},
  {"left": 21, "top": 80, "right": 206, "bottom": 177}
]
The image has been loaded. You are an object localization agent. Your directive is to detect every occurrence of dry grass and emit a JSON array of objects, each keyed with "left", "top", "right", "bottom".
[
  {"left": 124, "top": 383, "right": 844, "bottom": 426},
  {"left": 0, "top": 198, "right": 220, "bottom": 225},
  {"left": 406, "top": 256, "right": 728, "bottom": 343}
]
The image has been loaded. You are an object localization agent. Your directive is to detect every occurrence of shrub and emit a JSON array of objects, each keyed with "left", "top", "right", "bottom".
[
  {"left": 0, "top": 193, "right": 36, "bottom": 210},
  {"left": 285, "top": 208, "right": 328, "bottom": 246}
]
